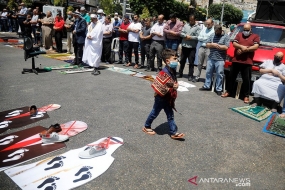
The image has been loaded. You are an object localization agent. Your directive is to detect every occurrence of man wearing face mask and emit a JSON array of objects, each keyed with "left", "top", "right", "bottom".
[
  {"left": 199, "top": 25, "right": 230, "bottom": 95},
  {"left": 251, "top": 52, "right": 285, "bottom": 112},
  {"left": 82, "top": 14, "right": 103, "bottom": 75},
  {"left": 65, "top": 11, "right": 74, "bottom": 54},
  {"left": 178, "top": 14, "right": 201, "bottom": 80},
  {"left": 143, "top": 49, "right": 185, "bottom": 140},
  {"left": 222, "top": 23, "right": 260, "bottom": 103},
  {"left": 80, "top": 7, "right": 90, "bottom": 25}
]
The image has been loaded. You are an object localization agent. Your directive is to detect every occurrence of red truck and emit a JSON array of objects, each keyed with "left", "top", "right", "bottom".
[{"left": 225, "top": 0, "right": 285, "bottom": 72}]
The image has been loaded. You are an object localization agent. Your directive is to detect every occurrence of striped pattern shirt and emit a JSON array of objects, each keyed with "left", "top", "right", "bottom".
[{"left": 206, "top": 33, "right": 230, "bottom": 61}]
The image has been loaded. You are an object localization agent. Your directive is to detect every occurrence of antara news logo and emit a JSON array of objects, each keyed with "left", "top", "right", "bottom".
[{"left": 188, "top": 176, "right": 251, "bottom": 187}]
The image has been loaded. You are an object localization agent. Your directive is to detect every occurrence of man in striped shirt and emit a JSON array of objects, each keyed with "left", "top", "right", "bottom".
[{"left": 199, "top": 25, "right": 230, "bottom": 95}]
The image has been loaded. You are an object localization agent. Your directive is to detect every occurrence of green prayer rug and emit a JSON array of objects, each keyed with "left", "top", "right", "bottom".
[
  {"left": 231, "top": 106, "right": 272, "bottom": 122},
  {"left": 263, "top": 113, "right": 285, "bottom": 138}
]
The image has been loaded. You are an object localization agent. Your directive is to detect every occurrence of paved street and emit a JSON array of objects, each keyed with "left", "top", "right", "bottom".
[{"left": 0, "top": 34, "right": 284, "bottom": 190}]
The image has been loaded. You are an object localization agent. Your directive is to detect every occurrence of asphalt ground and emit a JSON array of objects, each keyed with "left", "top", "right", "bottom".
[{"left": 0, "top": 34, "right": 285, "bottom": 190}]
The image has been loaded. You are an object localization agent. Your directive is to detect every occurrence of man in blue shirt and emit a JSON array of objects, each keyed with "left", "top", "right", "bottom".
[{"left": 199, "top": 24, "right": 230, "bottom": 95}]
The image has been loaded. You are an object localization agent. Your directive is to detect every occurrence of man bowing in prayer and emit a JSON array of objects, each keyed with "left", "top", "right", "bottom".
[{"left": 82, "top": 14, "right": 103, "bottom": 75}]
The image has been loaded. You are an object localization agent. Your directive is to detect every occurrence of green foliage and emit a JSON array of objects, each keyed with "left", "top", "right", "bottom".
[
  {"left": 67, "top": 6, "right": 74, "bottom": 14},
  {"left": 7, "top": 0, "right": 17, "bottom": 10},
  {"left": 130, "top": 0, "right": 202, "bottom": 21},
  {"left": 140, "top": 7, "right": 150, "bottom": 19},
  {"left": 100, "top": 0, "right": 115, "bottom": 15},
  {"left": 53, "top": 0, "right": 66, "bottom": 6},
  {"left": 22, "top": 0, "right": 33, "bottom": 7},
  {"left": 208, "top": 3, "right": 243, "bottom": 24},
  {"left": 194, "top": 7, "right": 207, "bottom": 21},
  {"left": 113, "top": 3, "right": 123, "bottom": 15}
]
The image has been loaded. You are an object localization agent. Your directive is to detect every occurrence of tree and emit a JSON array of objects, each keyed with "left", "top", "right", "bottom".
[
  {"left": 194, "top": 7, "right": 207, "bottom": 21},
  {"left": 100, "top": 0, "right": 115, "bottom": 15},
  {"left": 130, "top": 0, "right": 192, "bottom": 20},
  {"left": 140, "top": 7, "right": 150, "bottom": 19},
  {"left": 113, "top": 3, "right": 122, "bottom": 15},
  {"left": 22, "top": 0, "right": 33, "bottom": 7},
  {"left": 7, "top": 0, "right": 17, "bottom": 10},
  {"left": 208, "top": 3, "right": 243, "bottom": 24},
  {"left": 67, "top": 6, "right": 74, "bottom": 14}
]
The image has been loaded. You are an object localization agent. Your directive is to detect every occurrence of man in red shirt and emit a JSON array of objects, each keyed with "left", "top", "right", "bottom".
[
  {"left": 118, "top": 15, "right": 130, "bottom": 64},
  {"left": 222, "top": 23, "right": 260, "bottom": 103},
  {"left": 53, "top": 11, "right": 64, "bottom": 53}
]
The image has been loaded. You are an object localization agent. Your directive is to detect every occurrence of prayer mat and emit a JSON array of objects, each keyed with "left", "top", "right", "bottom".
[
  {"left": 43, "top": 53, "right": 72, "bottom": 58},
  {"left": 106, "top": 66, "right": 137, "bottom": 75},
  {"left": 231, "top": 106, "right": 272, "bottom": 122},
  {"left": 0, "top": 104, "right": 60, "bottom": 134},
  {"left": 0, "top": 126, "right": 66, "bottom": 172},
  {"left": 263, "top": 113, "right": 285, "bottom": 138},
  {"left": 5, "top": 137, "right": 123, "bottom": 190}
]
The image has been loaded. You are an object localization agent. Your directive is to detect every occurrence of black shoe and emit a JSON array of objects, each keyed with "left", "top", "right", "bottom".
[
  {"left": 177, "top": 74, "right": 183, "bottom": 78},
  {"left": 188, "top": 76, "right": 194, "bottom": 81},
  {"left": 118, "top": 61, "right": 123, "bottom": 64},
  {"left": 192, "top": 77, "right": 199, "bottom": 83},
  {"left": 137, "top": 65, "right": 144, "bottom": 69},
  {"left": 91, "top": 68, "right": 101, "bottom": 75},
  {"left": 199, "top": 86, "right": 211, "bottom": 91},
  {"left": 216, "top": 91, "right": 222, "bottom": 96},
  {"left": 70, "top": 62, "right": 78, "bottom": 65}
]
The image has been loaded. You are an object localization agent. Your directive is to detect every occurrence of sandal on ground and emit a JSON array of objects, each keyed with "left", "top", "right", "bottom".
[
  {"left": 133, "top": 64, "right": 139, "bottom": 69},
  {"left": 244, "top": 97, "right": 250, "bottom": 104},
  {"left": 171, "top": 133, "right": 185, "bottom": 139},
  {"left": 142, "top": 127, "right": 156, "bottom": 135},
  {"left": 271, "top": 108, "right": 277, "bottom": 113},
  {"left": 221, "top": 92, "right": 230, "bottom": 98},
  {"left": 279, "top": 113, "right": 285, "bottom": 118}
]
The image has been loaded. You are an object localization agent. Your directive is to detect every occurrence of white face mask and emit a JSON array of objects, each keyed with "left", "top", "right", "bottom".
[{"left": 243, "top": 30, "right": 250, "bottom": 37}]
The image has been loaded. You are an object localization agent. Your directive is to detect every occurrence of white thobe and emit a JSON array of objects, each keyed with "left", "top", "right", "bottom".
[{"left": 82, "top": 22, "right": 103, "bottom": 68}]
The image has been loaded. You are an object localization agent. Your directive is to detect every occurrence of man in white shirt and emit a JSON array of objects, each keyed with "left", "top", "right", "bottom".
[
  {"left": 125, "top": 14, "right": 142, "bottom": 68},
  {"left": 147, "top": 14, "right": 165, "bottom": 72}
]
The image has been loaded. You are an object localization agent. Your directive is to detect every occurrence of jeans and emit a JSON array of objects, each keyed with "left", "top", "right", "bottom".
[
  {"left": 226, "top": 62, "right": 251, "bottom": 97},
  {"left": 119, "top": 40, "right": 129, "bottom": 63},
  {"left": 145, "top": 95, "right": 178, "bottom": 135},
  {"left": 179, "top": 47, "right": 196, "bottom": 76},
  {"left": 204, "top": 59, "right": 225, "bottom": 92},
  {"left": 166, "top": 39, "right": 179, "bottom": 51}
]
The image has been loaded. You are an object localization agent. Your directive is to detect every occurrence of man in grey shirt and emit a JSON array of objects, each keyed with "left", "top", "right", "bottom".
[{"left": 179, "top": 15, "right": 201, "bottom": 80}]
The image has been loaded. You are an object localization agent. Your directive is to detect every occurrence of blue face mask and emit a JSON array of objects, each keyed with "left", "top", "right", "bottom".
[
  {"left": 98, "top": 14, "right": 101, "bottom": 19},
  {"left": 68, "top": 15, "right": 71, "bottom": 19},
  {"left": 75, "top": 18, "right": 79, "bottom": 22},
  {"left": 169, "top": 61, "right": 178, "bottom": 69}
]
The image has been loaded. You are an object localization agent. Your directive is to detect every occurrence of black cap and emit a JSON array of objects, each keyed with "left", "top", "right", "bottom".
[{"left": 124, "top": 15, "right": 129, "bottom": 19}]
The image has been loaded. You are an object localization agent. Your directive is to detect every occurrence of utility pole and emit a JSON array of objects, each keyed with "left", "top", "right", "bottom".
[
  {"left": 123, "top": 0, "right": 126, "bottom": 16},
  {"left": 220, "top": 0, "right": 225, "bottom": 25}
]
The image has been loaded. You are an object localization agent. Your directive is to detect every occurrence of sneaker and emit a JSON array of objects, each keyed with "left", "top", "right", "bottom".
[
  {"left": 78, "top": 146, "right": 107, "bottom": 159},
  {"left": 41, "top": 132, "right": 69, "bottom": 144},
  {"left": 192, "top": 77, "right": 199, "bottom": 83}
]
